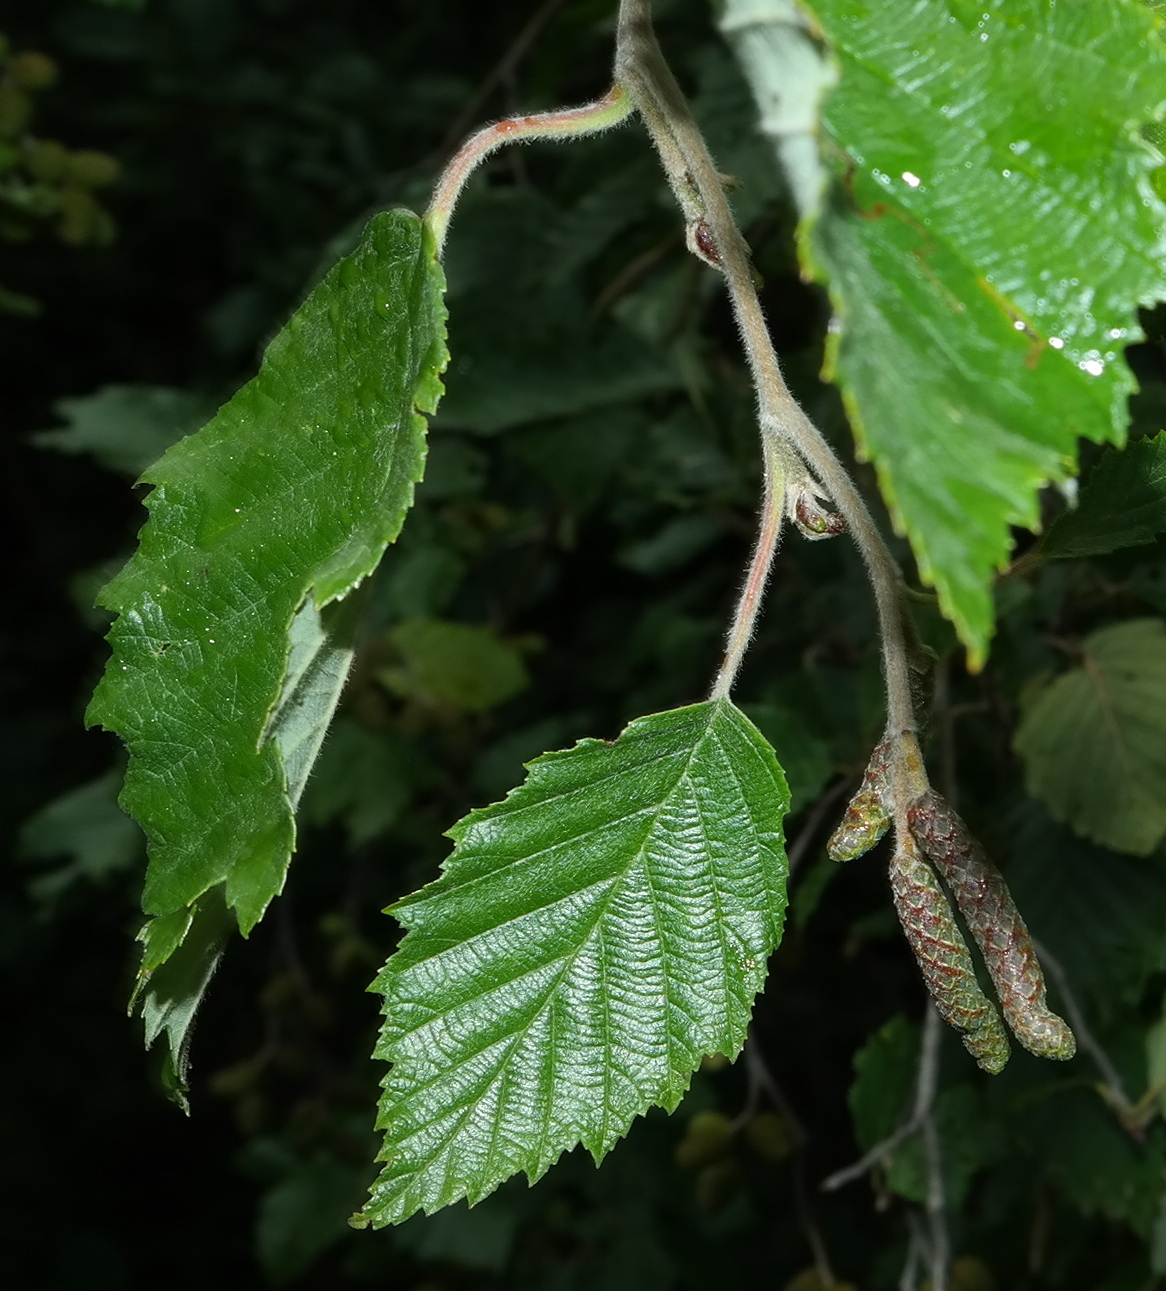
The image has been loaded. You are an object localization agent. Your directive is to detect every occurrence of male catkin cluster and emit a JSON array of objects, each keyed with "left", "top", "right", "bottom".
[{"left": 828, "top": 743, "right": 1075, "bottom": 1071}]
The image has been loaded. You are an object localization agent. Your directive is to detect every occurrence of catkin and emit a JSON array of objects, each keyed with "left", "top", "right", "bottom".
[
  {"left": 907, "top": 790, "right": 1075, "bottom": 1061},
  {"left": 889, "top": 830, "right": 1010, "bottom": 1074},
  {"left": 827, "top": 741, "right": 893, "bottom": 862}
]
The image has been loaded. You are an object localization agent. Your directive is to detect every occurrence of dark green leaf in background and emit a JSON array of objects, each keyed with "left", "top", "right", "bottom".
[
  {"left": 35, "top": 384, "right": 215, "bottom": 477},
  {"left": 1040, "top": 432, "right": 1166, "bottom": 560},
  {"left": 359, "top": 700, "right": 789, "bottom": 1226},
  {"left": 17, "top": 769, "right": 141, "bottom": 905},
  {"left": 85, "top": 209, "right": 447, "bottom": 1081},
  {"left": 727, "top": 0, "right": 1166, "bottom": 664},
  {"left": 1014, "top": 618, "right": 1166, "bottom": 855}
]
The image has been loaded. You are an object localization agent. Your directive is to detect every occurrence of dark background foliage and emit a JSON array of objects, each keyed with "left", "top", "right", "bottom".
[{"left": 7, "top": 1, "right": 1166, "bottom": 1287}]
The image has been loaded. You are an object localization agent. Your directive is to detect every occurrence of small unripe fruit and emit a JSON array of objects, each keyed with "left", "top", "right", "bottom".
[
  {"left": 57, "top": 185, "right": 98, "bottom": 245},
  {"left": 743, "top": 1111, "right": 795, "bottom": 1161},
  {"left": 9, "top": 50, "right": 59, "bottom": 91},
  {"left": 674, "top": 1109, "right": 732, "bottom": 1170},
  {"left": 24, "top": 138, "right": 69, "bottom": 183},
  {"left": 693, "top": 1159, "right": 737, "bottom": 1212},
  {"left": 0, "top": 84, "right": 32, "bottom": 139},
  {"left": 67, "top": 149, "right": 120, "bottom": 189}
]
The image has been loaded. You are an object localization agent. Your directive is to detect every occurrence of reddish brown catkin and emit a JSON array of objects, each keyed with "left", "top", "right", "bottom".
[
  {"left": 907, "top": 790, "right": 1075, "bottom": 1061},
  {"left": 827, "top": 741, "right": 893, "bottom": 862},
  {"left": 889, "top": 831, "right": 1010, "bottom": 1074}
]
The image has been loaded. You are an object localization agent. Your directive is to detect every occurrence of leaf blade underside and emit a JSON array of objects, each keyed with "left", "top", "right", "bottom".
[{"left": 86, "top": 209, "right": 447, "bottom": 1079}]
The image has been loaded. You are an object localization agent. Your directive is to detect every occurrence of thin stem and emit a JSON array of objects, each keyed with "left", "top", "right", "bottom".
[
  {"left": 426, "top": 84, "right": 633, "bottom": 256},
  {"left": 822, "top": 1001, "right": 942, "bottom": 1192},
  {"left": 919, "top": 1007, "right": 949, "bottom": 1291},
  {"left": 1033, "top": 938, "right": 1132, "bottom": 1112},
  {"left": 711, "top": 433, "right": 786, "bottom": 698},
  {"left": 614, "top": 0, "right": 918, "bottom": 737}
]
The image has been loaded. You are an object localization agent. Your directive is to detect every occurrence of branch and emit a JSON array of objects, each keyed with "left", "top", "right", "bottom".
[
  {"left": 426, "top": 84, "right": 632, "bottom": 255},
  {"left": 735, "top": 1032, "right": 838, "bottom": 1288},
  {"left": 1033, "top": 938, "right": 1134, "bottom": 1118},
  {"left": 822, "top": 1002, "right": 942, "bottom": 1193},
  {"left": 612, "top": 0, "right": 920, "bottom": 740}
]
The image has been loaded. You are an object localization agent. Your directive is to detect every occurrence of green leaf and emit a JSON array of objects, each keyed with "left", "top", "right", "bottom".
[
  {"left": 17, "top": 770, "right": 142, "bottom": 905},
  {"left": 134, "top": 885, "right": 233, "bottom": 1112},
  {"left": 358, "top": 699, "right": 789, "bottom": 1226},
  {"left": 1014, "top": 619, "right": 1166, "bottom": 855},
  {"left": 849, "top": 1016, "right": 1003, "bottom": 1209},
  {"left": 381, "top": 618, "right": 531, "bottom": 714},
  {"left": 86, "top": 209, "right": 447, "bottom": 1063},
  {"left": 35, "top": 384, "right": 216, "bottom": 477},
  {"left": 1040, "top": 433, "right": 1166, "bottom": 560},
  {"left": 255, "top": 1150, "right": 368, "bottom": 1284},
  {"left": 732, "top": 0, "right": 1166, "bottom": 664},
  {"left": 1004, "top": 803, "right": 1166, "bottom": 1021}
]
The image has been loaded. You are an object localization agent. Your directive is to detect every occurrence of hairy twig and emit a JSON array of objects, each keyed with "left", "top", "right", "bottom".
[
  {"left": 612, "top": 0, "right": 923, "bottom": 859},
  {"left": 426, "top": 85, "right": 633, "bottom": 255}
]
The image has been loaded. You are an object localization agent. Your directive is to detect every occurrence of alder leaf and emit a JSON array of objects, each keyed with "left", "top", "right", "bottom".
[
  {"left": 729, "top": 0, "right": 1166, "bottom": 664},
  {"left": 86, "top": 209, "right": 447, "bottom": 1077},
  {"left": 1014, "top": 619, "right": 1166, "bottom": 855},
  {"left": 358, "top": 699, "right": 790, "bottom": 1226},
  {"left": 1039, "top": 433, "right": 1166, "bottom": 560}
]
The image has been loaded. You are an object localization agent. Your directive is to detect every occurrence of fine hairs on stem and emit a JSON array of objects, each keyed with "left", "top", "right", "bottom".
[
  {"left": 425, "top": 0, "right": 924, "bottom": 809},
  {"left": 612, "top": 0, "right": 921, "bottom": 753}
]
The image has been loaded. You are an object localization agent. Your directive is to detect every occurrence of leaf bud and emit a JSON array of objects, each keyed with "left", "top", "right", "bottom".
[{"left": 793, "top": 489, "right": 845, "bottom": 540}]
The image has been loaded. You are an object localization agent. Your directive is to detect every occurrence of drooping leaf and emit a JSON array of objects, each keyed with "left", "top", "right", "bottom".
[
  {"left": 134, "top": 885, "right": 233, "bottom": 1112},
  {"left": 1014, "top": 619, "right": 1166, "bottom": 855},
  {"left": 727, "top": 0, "right": 1166, "bottom": 664},
  {"left": 1040, "top": 433, "right": 1166, "bottom": 560},
  {"left": 86, "top": 209, "right": 447, "bottom": 1074},
  {"left": 358, "top": 699, "right": 789, "bottom": 1226}
]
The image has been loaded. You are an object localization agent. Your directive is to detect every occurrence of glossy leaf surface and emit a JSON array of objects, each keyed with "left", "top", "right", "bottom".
[
  {"left": 731, "top": 0, "right": 1166, "bottom": 663},
  {"left": 360, "top": 700, "right": 789, "bottom": 1225}
]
